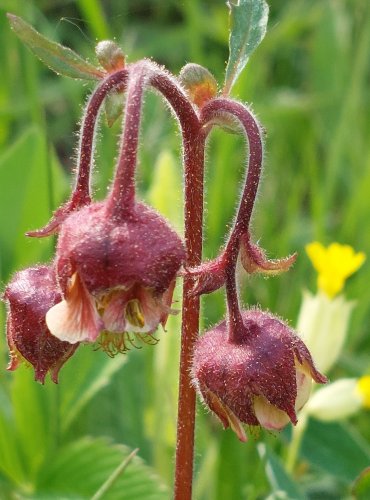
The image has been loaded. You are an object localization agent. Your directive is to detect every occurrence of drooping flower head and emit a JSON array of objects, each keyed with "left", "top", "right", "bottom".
[
  {"left": 2, "top": 265, "right": 78, "bottom": 383},
  {"left": 46, "top": 200, "right": 185, "bottom": 349},
  {"left": 192, "top": 309, "right": 327, "bottom": 442}
]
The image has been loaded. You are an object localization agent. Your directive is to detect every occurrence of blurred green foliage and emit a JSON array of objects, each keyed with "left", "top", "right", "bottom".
[{"left": 0, "top": 0, "right": 370, "bottom": 498}]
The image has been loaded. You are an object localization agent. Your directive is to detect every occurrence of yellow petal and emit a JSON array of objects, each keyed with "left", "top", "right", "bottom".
[
  {"left": 356, "top": 375, "right": 370, "bottom": 408},
  {"left": 306, "top": 242, "right": 365, "bottom": 298}
]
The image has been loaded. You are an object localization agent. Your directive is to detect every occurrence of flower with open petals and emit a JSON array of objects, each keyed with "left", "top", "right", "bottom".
[
  {"left": 306, "top": 242, "right": 365, "bottom": 298},
  {"left": 46, "top": 200, "right": 185, "bottom": 350},
  {"left": 2, "top": 265, "right": 78, "bottom": 383},
  {"left": 192, "top": 309, "right": 326, "bottom": 441}
]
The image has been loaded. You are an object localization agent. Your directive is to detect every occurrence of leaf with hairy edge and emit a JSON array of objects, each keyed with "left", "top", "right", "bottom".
[
  {"left": 224, "top": 0, "right": 269, "bottom": 95},
  {"left": 7, "top": 13, "right": 104, "bottom": 80}
]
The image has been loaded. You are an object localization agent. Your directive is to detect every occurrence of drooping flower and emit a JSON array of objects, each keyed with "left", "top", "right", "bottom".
[
  {"left": 306, "top": 242, "right": 365, "bottom": 298},
  {"left": 2, "top": 265, "right": 78, "bottom": 383},
  {"left": 305, "top": 376, "right": 370, "bottom": 422},
  {"left": 192, "top": 309, "right": 326, "bottom": 442},
  {"left": 46, "top": 200, "right": 185, "bottom": 349}
]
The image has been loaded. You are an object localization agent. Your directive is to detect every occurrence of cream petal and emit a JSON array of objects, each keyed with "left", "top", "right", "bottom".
[
  {"left": 46, "top": 273, "right": 102, "bottom": 343},
  {"left": 253, "top": 395, "right": 291, "bottom": 430}
]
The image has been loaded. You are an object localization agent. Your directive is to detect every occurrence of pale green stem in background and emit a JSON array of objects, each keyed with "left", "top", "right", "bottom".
[
  {"left": 91, "top": 448, "right": 139, "bottom": 500},
  {"left": 285, "top": 411, "right": 309, "bottom": 474}
]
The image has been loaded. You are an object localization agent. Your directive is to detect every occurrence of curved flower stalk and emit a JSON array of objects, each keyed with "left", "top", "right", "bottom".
[
  {"left": 27, "top": 68, "right": 129, "bottom": 237},
  {"left": 186, "top": 96, "right": 326, "bottom": 442}
]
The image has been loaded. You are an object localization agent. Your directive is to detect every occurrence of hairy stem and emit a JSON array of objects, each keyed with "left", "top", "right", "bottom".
[
  {"left": 225, "top": 245, "right": 244, "bottom": 343},
  {"left": 74, "top": 69, "right": 128, "bottom": 205},
  {"left": 144, "top": 61, "right": 204, "bottom": 499},
  {"left": 108, "top": 63, "right": 147, "bottom": 217},
  {"left": 201, "top": 99, "right": 263, "bottom": 251}
]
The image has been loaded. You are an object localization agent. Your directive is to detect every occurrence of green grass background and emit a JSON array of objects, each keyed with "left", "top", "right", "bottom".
[{"left": 0, "top": 0, "right": 369, "bottom": 498}]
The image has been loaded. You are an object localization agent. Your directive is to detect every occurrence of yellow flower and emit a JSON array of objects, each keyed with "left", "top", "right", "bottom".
[
  {"left": 356, "top": 375, "right": 370, "bottom": 408},
  {"left": 305, "top": 242, "right": 365, "bottom": 298}
]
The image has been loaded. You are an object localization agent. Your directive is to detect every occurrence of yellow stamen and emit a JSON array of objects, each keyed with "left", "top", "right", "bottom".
[
  {"left": 125, "top": 299, "right": 145, "bottom": 328},
  {"left": 305, "top": 242, "right": 365, "bottom": 298},
  {"left": 356, "top": 376, "right": 370, "bottom": 409}
]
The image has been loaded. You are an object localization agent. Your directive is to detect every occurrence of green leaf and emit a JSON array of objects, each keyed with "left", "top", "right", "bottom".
[
  {"left": 58, "top": 347, "right": 127, "bottom": 433},
  {"left": 224, "top": 0, "right": 269, "bottom": 94},
  {"left": 0, "top": 127, "right": 68, "bottom": 280},
  {"left": 352, "top": 467, "right": 370, "bottom": 500},
  {"left": 258, "top": 443, "right": 306, "bottom": 500},
  {"left": 36, "top": 437, "right": 169, "bottom": 499},
  {"left": 301, "top": 419, "right": 370, "bottom": 483},
  {"left": 104, "top": 90, "right": 125, "bottom": 127},
  {"left": 7, "top": 14, "right": 104, "bottom": 80}
]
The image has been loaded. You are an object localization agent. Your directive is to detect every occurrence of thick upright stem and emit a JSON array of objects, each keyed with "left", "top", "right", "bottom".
[
  {"left": 174, "top": 135, "right": 205, "bottom": 500},
  {"left": 108, "top": 64, "right": 147, "bottom": 217},
  {"left": 143, "top": 62, "right": 203, "bottom": 500},
  {"left": 74, "top": 69, "right": 128, "bottom": 205}
]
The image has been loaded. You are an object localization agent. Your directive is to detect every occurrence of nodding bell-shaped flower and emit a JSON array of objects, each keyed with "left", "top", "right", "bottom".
[
  {"left": 192, "top": 309, "right": 327, "bottom": 442},
  {"left": 46, "top": 200, "right": 185, "bottom": 349},
  {"left": 2, "top": 266, "right": 78, "bottom": 384}
]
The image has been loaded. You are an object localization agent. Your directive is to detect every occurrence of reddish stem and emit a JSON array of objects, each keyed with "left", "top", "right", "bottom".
[
  {"left": 108, "top": 63, "right": 147, "bottom": 217},
  {"left": 201, "top": 99, "right": 264, "bottom": 343},
  {"left": 74, "top": 69, "right": 128, "bottom": 206},
  {"left": 142, "top": 61, "right": 204, "bottom": 499},
  {"left": 201, "top": 98, "right": 263, "bottom": 251}
]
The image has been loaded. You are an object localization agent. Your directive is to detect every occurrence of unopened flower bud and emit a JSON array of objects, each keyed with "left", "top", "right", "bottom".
[
  {"left": 96, "top": 40, "right": 125, "bottom": 72},
  {"left": 2, "top": 266, "right": 78, "bottom": 383},
  {"left": 179, "top": 63, "right": 217, "bottom": 108},
  {"left": 192, "top": 309, "right": 326, "bottom": 442}
]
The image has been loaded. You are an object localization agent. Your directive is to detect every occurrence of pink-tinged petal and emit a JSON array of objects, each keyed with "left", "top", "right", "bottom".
[
  {"left": 240, "top": 234, "right": 297, "bottom": 275},
  {"left": 159, "top": 279, "right": 177, "bottom": 327},
  {"left": 46, "top": 273, "right": 102, "bottom": 343},
  {"left": 253, "top": 395, "right": 291, "bottom": 430},
  {"left": 101, "top": 289, "right": 129, "bottom": 333}
]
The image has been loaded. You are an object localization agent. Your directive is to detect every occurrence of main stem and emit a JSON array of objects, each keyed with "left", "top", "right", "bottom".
[{"left": 174, "top": 133, "right": 205, "bottom": 500}]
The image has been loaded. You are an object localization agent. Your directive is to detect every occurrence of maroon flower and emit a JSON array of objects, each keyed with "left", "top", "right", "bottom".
[
  {"left": 2, "top": 265, "right": 78, "bottom": 384},
  {"left": 192, "top": 309, "right": 327, "bottom": 442},
  {"left": 46, "top": 200, "right": 185, "bottom": 347}
]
